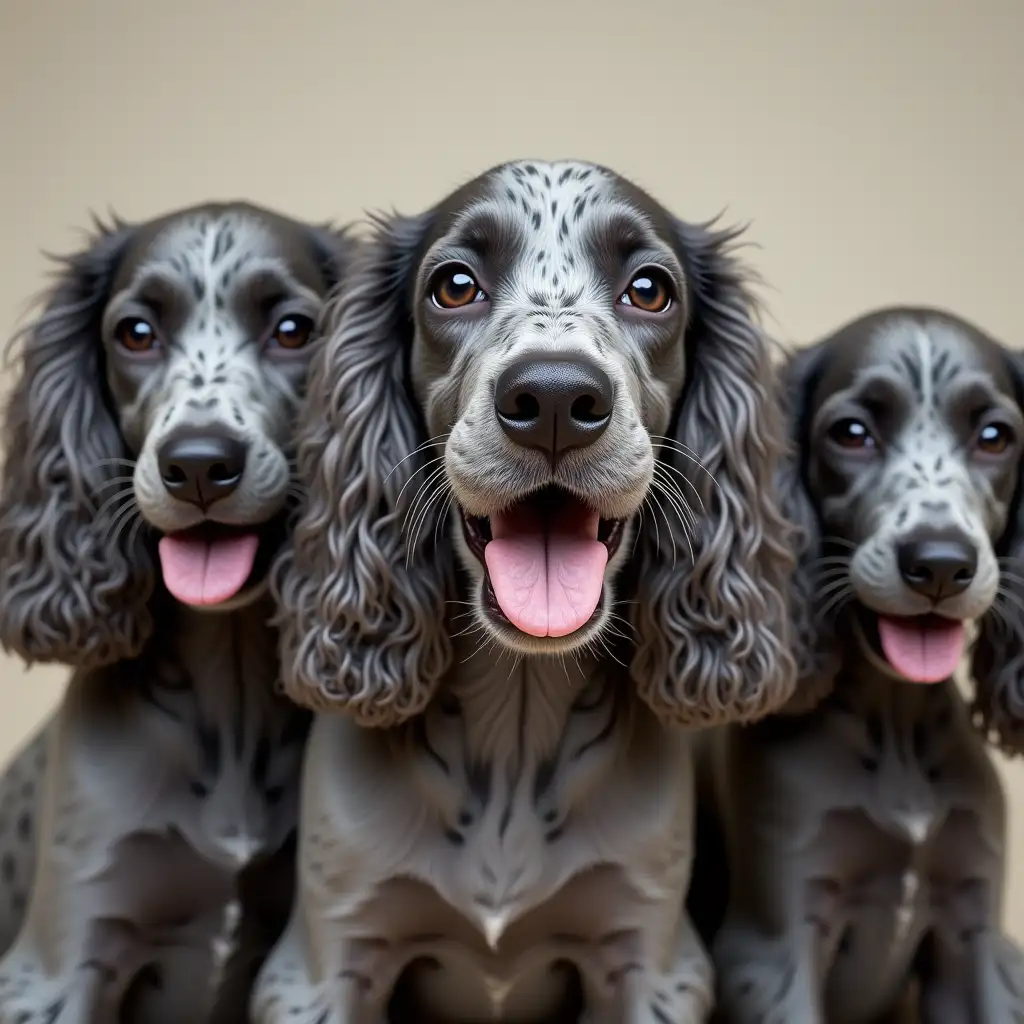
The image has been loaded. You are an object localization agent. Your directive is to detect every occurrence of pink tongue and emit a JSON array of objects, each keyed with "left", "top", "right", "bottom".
[
  {"left": 877, "top": 616, "right": 966, "bottom": 683},
  {"left": 158, "top": 532, "right": 260, "bottom": 606},
  {"left": 484, "top": 498, "right": 608, "bottom": 638}
]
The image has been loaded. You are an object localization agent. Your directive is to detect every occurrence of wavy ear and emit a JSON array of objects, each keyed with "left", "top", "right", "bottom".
[
  {"left": 303, "top": 222, "right": 358, "bottom": 291},
  {"left": 272, "top": 213, "right": 454, "bottom": 725},
  {"left": 0, "top": 219, "right": 155, "bottom": 668},
  {"left": 774, "top": 341, "right": 843, "bottom": 714},
  {"left": 631, "top": 220, "right": 796, "bottom": 726},
  {"left": 971, "top": 349, "right": 1024, "bottom": 754}
]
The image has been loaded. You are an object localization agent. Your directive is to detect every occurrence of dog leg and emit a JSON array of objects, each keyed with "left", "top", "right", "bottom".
[
  {"left": 252, "top": 911, "right": 402, "bottom": 1024},
  {"left": 917, "top": 927, "right": 1024, "bottom": 1024},
  {"left": 713, "top": 918, "right": 825, "bottom": 1024},
  {"left": 579, "top": 911, "right": 714, "bottom": 1024}
]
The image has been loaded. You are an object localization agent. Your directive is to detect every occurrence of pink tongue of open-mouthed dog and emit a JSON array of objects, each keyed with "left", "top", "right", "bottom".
[
  {"left": 158, "top": 532, "right": 260, "bottom": 606},
  {"left": 877, "top": 615, "right": 966, "bottom": 683},
  {"left": 484, "top": 495, "right": 607, "bottom": 638}
]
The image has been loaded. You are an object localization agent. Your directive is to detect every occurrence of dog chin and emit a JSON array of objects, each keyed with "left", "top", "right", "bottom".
[{"left": 453, "top": 483, "right": 634, "bottom": 657}]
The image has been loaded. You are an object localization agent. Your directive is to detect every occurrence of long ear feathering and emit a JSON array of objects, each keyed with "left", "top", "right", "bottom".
[
  {"left": 773, "top": 341, "right": 843, "bottom": 714},
  {"left": 271, "top": 212, "right": 454, "bottom": 725},
  {"left": 630, "top": 219, "right": 797, "bottom": 726},
  {"left": 970, "top": 348, "right": 1024, "bottom": 755},
  {"left": 304, "top": 221, "right": 358, "bottom": 291},
  {"left": 0, "top": 218, "right": 155, "bottom": 668}
]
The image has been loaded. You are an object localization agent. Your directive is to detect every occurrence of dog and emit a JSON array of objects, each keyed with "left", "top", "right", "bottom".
[
  {"left": 699, "top": 307, "right": 1024, "bottom": 1023},
  {"left": 249, "top": 159, "right": 798, "bottom": 1023},
  {"left": 0, "top": 202, "right": 353, "bottom": 1022}
]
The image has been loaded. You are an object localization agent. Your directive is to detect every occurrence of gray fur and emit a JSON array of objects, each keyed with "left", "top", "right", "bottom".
[
  {"left": 0, "top": 203, "right": 352, "bottom": 1022},
  {"left": 699, "top": 307, "right": 1024, "bottom": 1023},
  {"left": 257, "top": 160, "right": 796, "bottom": 1021}
]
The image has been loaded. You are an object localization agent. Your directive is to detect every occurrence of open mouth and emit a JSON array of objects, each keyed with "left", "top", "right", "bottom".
[
  {"left": 866, "top": 610, "right": 967, "bottom": 684},
  {"left": 460, "top": 485, "right": 626, "bottom": 639},
  {"left": 157, "top": 514, "right": 287, "bottom": 607}
]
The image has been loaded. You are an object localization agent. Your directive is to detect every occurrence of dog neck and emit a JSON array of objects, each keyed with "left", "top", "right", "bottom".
[{"left": 441, "top": 636, "right": 617, "bottom": 767}]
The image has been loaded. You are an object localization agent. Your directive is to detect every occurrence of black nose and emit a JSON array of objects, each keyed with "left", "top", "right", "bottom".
[
  {"left": 494, "top": 356, "right": 613, "bottom": 463},
  {"left": 157, "top": 431, "right": 248, "bottom": 510},
  {"left": 897, "top": 534, "right": 978, "bottom": 601}
]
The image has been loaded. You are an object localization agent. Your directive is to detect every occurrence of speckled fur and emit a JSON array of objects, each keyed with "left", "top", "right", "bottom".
[
  {"left": 255, "top": 160, "right": 795, "bottom": 1022},
  {"left": 0, "top": 203, "right": 353, "bottom": 1023}
]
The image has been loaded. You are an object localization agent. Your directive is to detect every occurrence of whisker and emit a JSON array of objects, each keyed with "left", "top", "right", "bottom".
[
  {"left": 650, "top": 477, "right": 694, "bottom": 565},
  {"left": 650, "top": 453, "right": 708, "bottom": 517},
  {"left": 401, "top": 463, "right": 449, "bottom": 534},
  {"left": 94, "top": 487, "right": 137, "bottom": 523},
  {"left": 383, "top": 434, "right": 452, "bottom": 483},
  {"left": 395, "top": 455, "right": 447, "bottom": 509}
]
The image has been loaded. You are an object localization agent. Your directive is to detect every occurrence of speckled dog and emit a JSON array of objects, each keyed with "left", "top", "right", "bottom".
[
  {"left": 251, "top": 160, "right": 798, "bottom": 1023},
  {"left": 0, "top": 203, "right": 352, "bottom": 1022},
  {"left": 699, "top": 307, "right": 1024, "bottom": 1023}
]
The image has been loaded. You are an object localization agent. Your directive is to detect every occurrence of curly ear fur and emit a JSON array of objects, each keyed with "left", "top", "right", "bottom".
[
  {"left": 773, "top": 341, "right": 843, "bottom": 714},
  {"left": 272, "top": 213, "right": 454, "bottom": 725},
  {"left": 970, "top": 350, "right": 1024, "bottom": 755},
  {"left": 0, "top": 219, "right": 156, "bottom": 668},
  {"left": 631, "top": 220, "right": 797, "bottom": 726},
  {"left": 304, "top": 222, "right": 357, "bottom": 292}
]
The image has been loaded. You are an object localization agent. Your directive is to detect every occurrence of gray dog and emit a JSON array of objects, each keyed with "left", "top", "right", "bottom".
[
  {"left": 250, "top": 159, "right": 798, "bottom": 1023},
  {"left": 697, "top": 307, "right": 1024, "bottom": 1023},
  {"left": 0, "top": 203, "right": 352, "bottom": 1022}
]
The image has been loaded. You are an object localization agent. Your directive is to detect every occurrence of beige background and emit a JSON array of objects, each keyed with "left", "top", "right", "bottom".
[{"left": 1, "top": 0, "right": 1022, "bottom": 933}]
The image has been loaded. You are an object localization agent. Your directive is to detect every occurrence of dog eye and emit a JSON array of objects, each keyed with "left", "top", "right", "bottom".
[
  {"left": 115, "top": 317, "right": 159, "bottom": 353},
  {"left": 977, "top": 422, "right": 1015, "bottom": 454},
  {"left": 270, "top": 315, "right": 315, "bottom": 350},
  {"left": 828, "top": 418, "right": 875, "bottom": 449},
  {"left": 619, "top": 269, "right": 672, "bottom": 313},
  {"left": 430, "top": 265, "right": 487, "bottom": 309}
]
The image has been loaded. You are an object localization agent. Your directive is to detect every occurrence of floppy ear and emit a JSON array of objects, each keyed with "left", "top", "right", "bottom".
[
  {"left": 272, "top": 213, "right": 454, "bottom": 725},
  {"left": 303, "top": 222, "right": 358, "bottom": 292},
  {"left": 631, "top": 220, "right": 797, "bottom": 726},
  {"left": 0, "top": 219, "right": 155, "bottom": 668},
  {"left": 970, "top": 349, "right": 1024, "bottom": 755},
  {"left": 773, "top": 341, "right": 843, "bottom": 713}
]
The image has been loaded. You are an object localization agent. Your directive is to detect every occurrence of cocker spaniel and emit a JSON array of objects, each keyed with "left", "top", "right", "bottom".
[
  {"left": 0, "top": 202, "right": 352, "bottom": 1022},
  {"left": 252, "top": 160, "right": 798, "bottom": 1023},
  {"left": 698, "top": 307, "right": 1024, "bottom": 1023}
]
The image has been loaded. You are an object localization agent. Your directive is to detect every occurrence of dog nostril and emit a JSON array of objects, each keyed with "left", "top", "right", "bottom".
[
  {"left": 570, "top": 394, "right": 602, "bottom": 423},
  {"left": 507, "top": 392, "right": 541, "bottom": 422},
  {"left": 163, "top": 464, "right": 188, "bottom": 487},
  {"left": 208, "top": 461, "right": 239, "bottom": 485}
]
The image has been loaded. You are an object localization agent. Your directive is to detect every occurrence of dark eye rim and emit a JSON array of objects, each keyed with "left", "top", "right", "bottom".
[
  {"left": 427, "top": 261, "right": 489, "bottom": 310},
  {"left": 268, "top": 312, "right": 317, "bottom": 350},
  {"left": 616, "top": 264, "right": 675, "bottom": 314},
  {"left": 976, "top": 420, "right": 1017, "bottom": 454},
  {"left": 114, "top": 316, "right": 161, "bottom": 353},
  {"left": 826, "top": 417, "right": 877, "bottom": 451}
]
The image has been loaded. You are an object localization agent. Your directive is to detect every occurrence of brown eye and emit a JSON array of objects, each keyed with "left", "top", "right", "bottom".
[
  {"left": 977, "top": 422, "right": 1014, "bottom": 454},
  {"left": 619, "top": 269, "right": 672, "bottom": 313},
  {"left": 829, "top": 418, "right": 875, "bottom": 449},
  {"left": 116, "top": 317, "right": 158, "bottom": 352},
  {"left": 431, "top": 265, "right": 486, "bottom": 309},
  {"left": 270, "top": 315, "right": 315, "bottom": 350}
]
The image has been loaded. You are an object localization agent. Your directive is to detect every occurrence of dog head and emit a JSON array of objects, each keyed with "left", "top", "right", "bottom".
[
  {"left": 276, "top": 160, "right": 795, "bottom": 726},
  {"left": 781, "top": 306, "right": 1024, "bottom": 743},
  {"left": 0, "top": 202, "right": 353, "bottom": 668}
]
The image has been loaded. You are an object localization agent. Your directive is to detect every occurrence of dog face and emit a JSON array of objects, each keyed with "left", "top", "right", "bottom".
[
  {"left": 0, "top": 203, "right": 352, "bottom": 666},
  {"left": 275, "top": 160, "right": 796, "bottom": 727},
  {"left": 783, "top": 308, "right": 1024, "bottom": 741},
  {"left": 408, "top": 164, "right": 691, "bottom": 655}
]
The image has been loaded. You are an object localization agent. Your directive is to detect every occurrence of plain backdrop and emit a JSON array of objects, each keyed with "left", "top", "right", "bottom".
[{"left": 1, "top": 0, "right": 1022, "bottom": 935}]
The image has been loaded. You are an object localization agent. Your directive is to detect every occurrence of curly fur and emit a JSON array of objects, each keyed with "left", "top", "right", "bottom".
[
  {"left": 258, "top": 160, "right": 796, "bottom": 1023},
  {"left": 275, "top": 172, "right": 796, "bottom": 729},
  {"left": 971, "top": 351, "right": 1024, "bottom": 752},
  {"left": 698, "top": 306, "right": 1024, "bottom": 1024},
  {"left": 0, "top": 221, "right": 155, "bottom": 667},
  {"left": 0, "top": 202, "right": 353, "bottom": 1023},
  {"left": 272, "top": 214, "right": 454, "bottom": 726}
]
